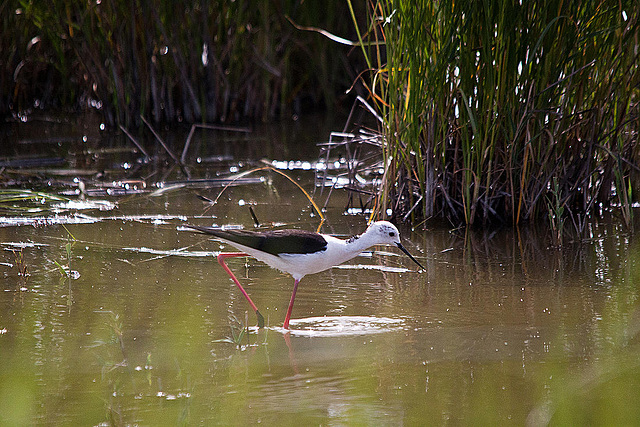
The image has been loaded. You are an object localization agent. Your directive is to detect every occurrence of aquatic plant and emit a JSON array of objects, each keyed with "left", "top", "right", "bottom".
[
  {"left": 0, "top": 189, "right": 70, "bottom": 214},
  {"left": 214, "top": 314, "right": 253, "bottom": 349},
  {"left": 90, "top": 310, "right": 135, "bottom": 424},
  {"left": 51, "top": 225, "right": 79, "bottom": 312},
  {"left": 349, "top": 0, "right": 639, "bottom": 232},
  {"left": 12, "top": 248, "right": 29, "bottom": 290}
]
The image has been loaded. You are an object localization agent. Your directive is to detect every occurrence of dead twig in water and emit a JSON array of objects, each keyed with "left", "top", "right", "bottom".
[
  {"left": 249, "top": 206, "right": 260, "bottom": 227},
  {"left": 119, "top": 125, "right": 150, "bottom": 158},
  {"left": 196, "top": 123, "right": 251, "bottom": 133},
  {"left": 181, "top": 125, "right": 197, "bottom": 164},
  {"left": 140, "top": 116, "right": 190, "bottom": 178}
]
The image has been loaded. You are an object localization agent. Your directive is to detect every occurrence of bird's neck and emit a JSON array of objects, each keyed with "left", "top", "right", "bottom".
[{"left": 344, "top": 231, "right": 376, "bottom": 253}]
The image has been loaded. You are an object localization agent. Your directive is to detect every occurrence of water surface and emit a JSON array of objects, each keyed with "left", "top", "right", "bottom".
[{"left": 1, "top": 115, "right": 639, "bottom": 425}]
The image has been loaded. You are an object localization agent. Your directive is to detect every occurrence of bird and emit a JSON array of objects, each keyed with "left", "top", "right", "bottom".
[{"left": 186, "top": 220, "right": 424, "bottom": 330}]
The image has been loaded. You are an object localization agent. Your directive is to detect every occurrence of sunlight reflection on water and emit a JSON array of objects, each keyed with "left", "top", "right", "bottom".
[{"left": 279, "top": 316, "right": 405, "bottom": 337}]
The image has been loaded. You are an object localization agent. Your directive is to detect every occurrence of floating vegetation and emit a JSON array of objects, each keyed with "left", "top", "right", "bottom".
[
  {"left": 1, "top": 241, "right": 50, "bottom": 249},
  {"left": 0, "top": 215, "right": 101, "bottom": 229},
  {"left": 0, "top": 190, "right": 70, "bottom": 213},
  {"left": 0, "top": 157, "right": 66, "bottom": 168},
  {"left": 120, "top": 246, "right": 217, "bottom": 259},
  {"left": 149, "top": 177, "right": 265, "bottom": 197},
  {"left": 52, "top": 199, "right": 116, "bottom": 212},
  {"left": 0, "top": 214, "right": 198, "bottom": 228},
  {"left": 0, "top": 189, "right": 113, "bottom": 215},
  {"left": 0, "top": 188, "right": 117, "bottom": 222},
  {"left": 333, "top": 264, "right": 412, "bottom": 273}
]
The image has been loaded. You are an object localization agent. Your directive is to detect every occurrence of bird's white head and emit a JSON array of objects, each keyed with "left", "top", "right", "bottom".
[
  {"left": 365, "top": 220, "right": 402, "bottom": 246},
  {"left": 363, "top": 221, "right": 425, "bottom": 271}
]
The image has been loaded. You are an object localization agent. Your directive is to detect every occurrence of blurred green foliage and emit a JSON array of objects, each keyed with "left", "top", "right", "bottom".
[{"left": 2, "top": 0, "right": 363, "bottom": 125}]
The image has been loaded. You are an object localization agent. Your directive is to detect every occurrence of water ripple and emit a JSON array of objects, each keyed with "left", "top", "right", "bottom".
[{"left": 278, "top": 316, "right": 405, "bottom": 337}]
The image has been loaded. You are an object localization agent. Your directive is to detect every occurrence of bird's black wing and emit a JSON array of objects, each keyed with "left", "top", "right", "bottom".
[{"left": 186, "top": 226, "right": 327, "bottom": 256}]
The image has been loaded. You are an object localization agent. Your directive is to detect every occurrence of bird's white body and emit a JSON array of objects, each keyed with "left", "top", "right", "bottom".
[
  {"left": 211, "top": 221, "right": 407, "bottom": 281},
  {"left": 219, "top": 234, "right": 361, "bottom": 280}
]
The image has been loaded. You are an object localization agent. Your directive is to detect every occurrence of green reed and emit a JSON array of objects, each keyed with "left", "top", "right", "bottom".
[
  {"left": 3, "top": 1, "right": 355, "bottom": 125},
  {"left": 351, "top": 0, "right": 639, "bottom": 230}
]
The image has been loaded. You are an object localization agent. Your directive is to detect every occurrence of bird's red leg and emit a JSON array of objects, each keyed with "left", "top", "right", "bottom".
[
  {"left": 283, "top": 279, "right": 300, "bottom": 330},
  {"left": 217, "top": 253, "right": 265, "bottom": 328}
]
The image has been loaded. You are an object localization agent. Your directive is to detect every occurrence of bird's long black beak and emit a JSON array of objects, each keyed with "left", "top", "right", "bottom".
[{"left": 396, "top": 242, "right": 425, "bottom": 271}]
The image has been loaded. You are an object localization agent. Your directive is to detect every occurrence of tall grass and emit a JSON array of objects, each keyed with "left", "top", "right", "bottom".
[
  {"left": 351, "top": 0, "right": 639, "bottom": 230},
  {"left": 2, "top": 1, "right": 358, "bottom": 126}
]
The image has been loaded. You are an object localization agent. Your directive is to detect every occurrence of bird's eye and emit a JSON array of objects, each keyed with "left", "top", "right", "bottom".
[{"left": 389, "top": 232, "right": 395, "bottom": 237}]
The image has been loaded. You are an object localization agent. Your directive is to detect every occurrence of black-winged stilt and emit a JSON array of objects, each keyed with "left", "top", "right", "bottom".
[{"left": 187, "top": 221, "right": 424, "bottom": 330}]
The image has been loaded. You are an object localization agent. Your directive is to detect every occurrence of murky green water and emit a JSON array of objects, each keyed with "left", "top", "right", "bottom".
[{"left": 1, "top": 115, "right": 640, "bottom": 425}]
